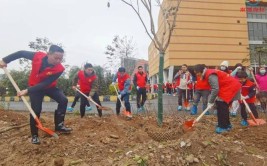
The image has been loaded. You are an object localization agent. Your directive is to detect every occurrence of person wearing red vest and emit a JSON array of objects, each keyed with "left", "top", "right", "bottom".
[
  {"left": 67, "top": 84, "right": 92, "bottom": 112},
  {"left": 0, "top": 45, "right": 72, "bottom": 144},
  {"left": 112, "top": 67, "right": 132, "bottom": 118},
  {"left": 237, "top": 70, "right": 258, "bottom": 126},
  {"left": 173, "top": 64, "right": 192, "bottom": 111},
  {"left": 194, "top": 64, "right": 241, "bottom": 134},
  {"left": 72, "top": 63, "right": 102, "bottom": 118},
  {"left": 153, "top": 84, "right": 158, "bottom": 93},
  {"left": 133, "top": 66, "right": 148, "bottom": 112},
  {"left": 190, "top": 66, "right": 211, "bottom": 115}
]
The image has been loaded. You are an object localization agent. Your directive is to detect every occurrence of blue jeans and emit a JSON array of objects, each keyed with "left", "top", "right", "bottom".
[{"left": 193, "top": 90, "right": 210, "bottom": 110}]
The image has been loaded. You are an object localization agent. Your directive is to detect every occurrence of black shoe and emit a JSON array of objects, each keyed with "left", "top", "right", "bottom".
[
  {"left": 55, "top": 123, "right": 72, "bottom": 133},
  {"left": 31, "top": 135, "right": 40, "bottom": 145}
]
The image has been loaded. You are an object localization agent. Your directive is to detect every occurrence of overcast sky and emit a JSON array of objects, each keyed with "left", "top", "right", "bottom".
[{"left": 0, "top": 0, "right": 159, "bottom": 73}]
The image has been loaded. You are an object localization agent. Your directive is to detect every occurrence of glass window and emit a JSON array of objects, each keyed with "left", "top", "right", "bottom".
[
  {"left": 248, "top": 13, "right": 253, "bottom": 18},
  {"left": 253, "top": 22, "right": 258, "bottom": 30},
  {"left": 249, "top": 30, "right": 254, "bottom": 40},
  {"left": 248, "top": 22, "right": 253, "bottom": 30}
]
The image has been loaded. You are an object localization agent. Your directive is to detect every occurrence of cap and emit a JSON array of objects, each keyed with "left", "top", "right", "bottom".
[
  {"left": 220, "top": 61, "right": 229, "bottom": 68},
  {"left": 118, "top": 67, "right": 126, "bottom": 72}
]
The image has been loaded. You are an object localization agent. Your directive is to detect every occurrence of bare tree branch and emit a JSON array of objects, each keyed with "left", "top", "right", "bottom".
[
  {"left": 163, "top": 0, "right": 182, "bottom": 51},
  {"left": 121, "top": 0, "right": 160, "bottom": 50}
]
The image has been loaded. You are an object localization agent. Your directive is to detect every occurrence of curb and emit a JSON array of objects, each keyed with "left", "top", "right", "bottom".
[{"left": 0, "top": 93, "right": 158, "bottom": 102}]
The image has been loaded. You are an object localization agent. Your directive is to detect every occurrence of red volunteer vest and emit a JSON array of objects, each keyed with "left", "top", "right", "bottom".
[
  {"left": 135, "top": 72, "right": 147, "bottom": 88},
  {"left": 195, "top": 75, "right": 211, "bottom": 90},
  {"left": 241, "top": 80, "right": 256, "bottom": 103},
  {"left": 28, "top": 52, "right": 64, "bottom": 88},
  {"left": 117, "top": 73, "right": 131, "bottom": 91},
  {"left": 78, "top": 70, "right": 97, "bottom": 93},
  {"left": 205, "top": 69, "right": 241, "bottom": 103}
]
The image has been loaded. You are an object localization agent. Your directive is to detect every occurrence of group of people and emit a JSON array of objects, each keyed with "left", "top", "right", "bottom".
[
  {"left": 171, "top": 61, "right": 267, "bottom": 133},
  {"left": 0, "top": 45, "right": 149, "bottom": 144},
  {"left": 0, "top": 45, "right": 266, "bottom": 144}
]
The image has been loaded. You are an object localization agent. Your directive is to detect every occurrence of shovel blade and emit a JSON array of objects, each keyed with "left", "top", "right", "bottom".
[
  {"left": 183, "top": 120, "right": 195, "bottom": 131},
  {"left": 35, "top": 118, "right": 59, "bottom": 138},
  {"left": 248, "top": 119, "right": 266, "bottom": 126}
]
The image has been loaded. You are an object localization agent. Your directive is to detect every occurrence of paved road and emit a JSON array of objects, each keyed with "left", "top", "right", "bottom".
[{"left": 3, "top": 94, "right": 187, "bottom": 115}]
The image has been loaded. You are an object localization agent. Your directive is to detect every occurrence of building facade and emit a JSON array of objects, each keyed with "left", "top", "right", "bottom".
[{"left": 148, "top": 0, "right": 266, "bottom": 85}]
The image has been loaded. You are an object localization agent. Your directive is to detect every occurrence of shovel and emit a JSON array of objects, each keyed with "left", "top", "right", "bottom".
[
  {"left": 3, "top": 67, "right": 58, "bottom": 138},
  {"left": 113, "top": 84, "right": 128, "bottom": 116},
  {"left": 75, "top": 88, "right": 112, "bottom": 111},
  {"left": 243, "top": 99, "right": 266, "bottom": 126},
  {"left": 183, "top": 104, "right": 213, "bottom": 130}
]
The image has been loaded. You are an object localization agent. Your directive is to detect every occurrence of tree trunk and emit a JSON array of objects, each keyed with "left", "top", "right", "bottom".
[{"left": 157, "top": 52, "right": 164, "bottom": 126}]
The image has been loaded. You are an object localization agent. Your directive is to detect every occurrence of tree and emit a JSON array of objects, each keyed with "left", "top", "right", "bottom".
[
  {"left": 105, "top": 35, "right": 137, "bottom": 72},
  {"left": 0, "top": 70, "right": 30, "bottom": 96},
  {"left": 93, "top": 65, "right": 115, "bottom": 95},
  {"left": 243, "top": 38, "right": 267, "bottom": 67},
  {"left": 20, "top": 37, "right": 64, "bottom": 69},
  {"left": 115, "top": 0, "right": 181, "bottom": 126}
]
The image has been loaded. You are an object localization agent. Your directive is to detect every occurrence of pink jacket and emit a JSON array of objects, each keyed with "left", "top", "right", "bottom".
[{"left": 256, "top": 74, "right": 267, "bottom": 91}]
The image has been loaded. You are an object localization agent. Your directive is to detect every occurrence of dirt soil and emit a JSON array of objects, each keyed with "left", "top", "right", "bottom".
[{"left": 0, "top": 109, "right": 267, "bottom": 166}]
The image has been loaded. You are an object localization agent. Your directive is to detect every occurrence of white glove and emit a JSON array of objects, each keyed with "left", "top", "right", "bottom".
[
  {"left": 236, "top": 66, "right": 242, "bottom": 70},
  {"left": 112, "top": 82, "right": 116, "bottom": 85},
  {"left": 117, "top": 94, "right": 121, "bottom": 99},
  {"left": 136, "top": 86, "right": 140, "bottom": 90},
  {"left": 241, "top": 95, "right": 249, "bottom": 100},
  {"left": 207, "top": 103, "right": 214, "bottom": 109}
]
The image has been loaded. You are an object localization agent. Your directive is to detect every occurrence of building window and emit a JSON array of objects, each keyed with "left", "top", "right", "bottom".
[{"left": 248, "top": 22, "right": 267, "bottom": 41}]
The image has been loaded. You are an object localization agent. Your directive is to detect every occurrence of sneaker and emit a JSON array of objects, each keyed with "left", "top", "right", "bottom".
[
  {"left": 216, "top": 124, "right": 233, "bottom": 130},
  {"left": 230, "top": 112, "right": 237, "bottom": 117},
  {"left": 31, "top": 135, "right": 40, "bottom": 145},
  {"left": 190, "top": 105, "right": 197, "bottom": 115},
  {"left": 240, "top": 119, "right": 248, "bottom": 126},
  {"left": 177, "top": 106, "right": 182, "bottom": 111},
  {"left": 55, "top": 123, "right": 72, "bottom": 133},
  {"left": 204, "top": 111, "right": 210, "bottom": 115},
  {"left": 141, "top": 106, "right": 145, "bottom": 111},
  {"left": 137, "top": 107, "right": 143, "bottom": 112},
  {"left": 67, "top": 107, "right": 74, "bottom": 112},
  {"left": 86, "top": 106, "right": 92, "bottom": 111},
  {"left": 215, "top": 127, "right": 229, "bottom": 134}
]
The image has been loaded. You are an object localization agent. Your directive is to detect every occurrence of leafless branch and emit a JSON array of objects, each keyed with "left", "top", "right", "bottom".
[
  {"left": 163, "top": 0, "right": 182, "bottom": 51},
  {"left": 121, "top": 0, "right": 161, "bottom": 50}
]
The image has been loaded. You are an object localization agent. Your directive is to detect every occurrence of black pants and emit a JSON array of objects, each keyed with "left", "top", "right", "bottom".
[
  {"left": 80, "top": 92, "right": 102, "bottom": 118},
  {"left": 178, "top": 88, "right": 189, "bottom": 106},
  {"left": 137, "top": 88, "right": 147, "bottom": 108},
  {"left": 29, "top": 87, "right": 68, "bottom": 136},
  {"left": 216, "top": 100, "right": 231, "bottom": 128},
  {"left": 167, "top": 88, "right": 172, "bottom": 94},
  {"left": 71, "top": 92, "right": 90, "bottom": 108},
  {"left": 240, "top": 103, "right": 258, "bottom": 120},
  {"left": 116, "top": 93, "right": 131, "bottom": 115}
]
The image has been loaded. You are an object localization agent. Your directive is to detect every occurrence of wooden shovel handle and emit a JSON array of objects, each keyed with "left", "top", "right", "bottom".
[
  {"left": 113, "top": 84, "right": 126, "bottom": 109},
  {"left": 3, "top": 67, "right": 37, "bottom": 119},
  {"left": 242, "top": 99, "right": 258, "bottom": 124}
]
